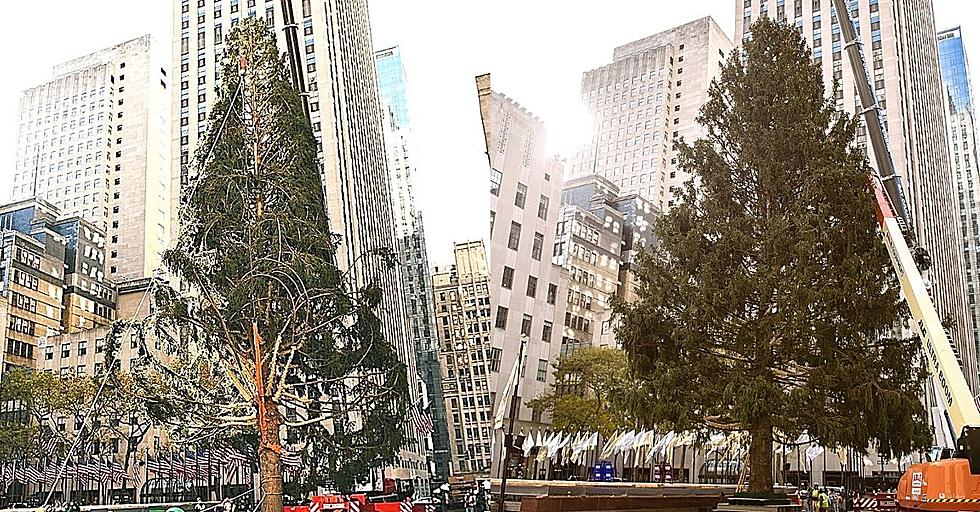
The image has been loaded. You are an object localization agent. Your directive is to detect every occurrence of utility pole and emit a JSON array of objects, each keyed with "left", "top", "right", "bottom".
[{"left": 497, "top": 335, "right": 527, "bottom": 512}]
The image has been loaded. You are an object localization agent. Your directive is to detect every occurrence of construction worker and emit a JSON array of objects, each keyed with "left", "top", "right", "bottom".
[{"left": 818, "top": 487, "right": 830, "bottom": 512}]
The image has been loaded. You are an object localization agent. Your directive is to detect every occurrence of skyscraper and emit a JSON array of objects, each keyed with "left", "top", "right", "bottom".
[
  {"left": 0, "top": 199, "right": 116, "bottom": 376},
  {"left": 567, "top": 17, "right": 734, "bottom": 210},
  {"left": 555, "top": 175, "right": 660, "bottom": 349},
  {"left": 373, "top": 45, "right": 450, "bottom": 485},
  {"left": 432, "top": 241, "right": 494, "bottom": 475},
  {"left": 172, "top": 0, "right": 426, "bottom": 489},
  {"left": 12, "top": 35, "right": 172, "bottom": 282},
  {"left": 479, "top": 74, "right": 565, "bottom": 476},
  {"left": 938, "top": 26, "right": 980, "bottom": 361},
  {"left": 736, "top": 0, "right": 977, "bottom": 391},
  {"left": 553, "top": 176, "right": 625, "bottom": 353}
]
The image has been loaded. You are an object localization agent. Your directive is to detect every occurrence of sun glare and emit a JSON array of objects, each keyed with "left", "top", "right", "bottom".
[{"left": 546, "top": 102, "right": 597, "bottom": 158}]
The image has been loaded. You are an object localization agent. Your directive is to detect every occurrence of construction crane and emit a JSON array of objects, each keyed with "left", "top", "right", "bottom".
[{"left": 829, "top": 0, "right": 980, "bottom": 508}]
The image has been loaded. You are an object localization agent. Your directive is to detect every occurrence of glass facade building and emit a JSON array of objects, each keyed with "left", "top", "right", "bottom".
[
  {"left": 375, "top": 46, "right": 411, "bottom": 130},
  {"left": 373, "top": 46, "right": 451, "bottom": 485},
  {"left": 938, "top": 27, "right": 980, "bottom": 355}
]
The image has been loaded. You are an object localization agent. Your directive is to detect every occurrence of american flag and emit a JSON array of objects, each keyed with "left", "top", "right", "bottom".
[
  {"left": 23, "top": 465, "right": 41, "bottom": 484},
  {"left": 41, "top": 460, "right": 60, "bottom": 485},
  {"left": 146, "top": 454, "right": 163, "bottom": 474},
  {"left": 409, "top": 400, "right": 433, "bottom": 435},
  {"left": 42, "top": 436, "right": 60, "bottom": 455},
  {"left": 98, "top": 458, "right": 111, "bottom": 483},
  {"left": 0, "top": 462, "right": 12, "bottom": 486},
  {"left": 131, "top": 460, "right": 143, "bottom": 488},
  {"left": 281, "top": 452, "right": 302, "bottom": 468},
  {"left": 79, "top": 459, "right": 99, "bottom": 481}
]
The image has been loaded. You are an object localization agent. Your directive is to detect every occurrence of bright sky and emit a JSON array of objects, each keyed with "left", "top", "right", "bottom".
[{"left": 0, "top": 1, "right": 977, "bottom": 265}]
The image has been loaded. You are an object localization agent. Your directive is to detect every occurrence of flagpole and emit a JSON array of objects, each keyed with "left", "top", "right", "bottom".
[{"left": 497, "top": 335, "right": 526, "bottom": 512}]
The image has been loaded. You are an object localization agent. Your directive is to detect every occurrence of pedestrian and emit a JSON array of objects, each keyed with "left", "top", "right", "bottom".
[
  {"left": 844, "top": 490, "right": 854, "bottom": 512},
  {"left": 818, "top": 487, "right": 830, "bottom": 512},
  {"left": 811, "top": 486, "right": 820, "bottom": 512}
]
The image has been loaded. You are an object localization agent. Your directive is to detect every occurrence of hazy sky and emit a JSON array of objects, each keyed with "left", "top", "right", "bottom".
[{"left": 0, "top": 1, "right": 977, "bottom": 265}]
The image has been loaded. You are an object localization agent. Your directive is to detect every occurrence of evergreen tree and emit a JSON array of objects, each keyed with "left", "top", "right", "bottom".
[
  {"left": 613, "top": 17, "right": 930, "bottom": 493},
  {"left": 129, "top": 18, "right": 408, "bottom": 509}
]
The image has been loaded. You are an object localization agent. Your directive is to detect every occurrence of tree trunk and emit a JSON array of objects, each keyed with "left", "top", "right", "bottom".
[
  {"left": 258, "top": 395, "right": 283, "bottom": 512},
  {"left": 748, "top": 421, "right": 774, "bottom": 494}
]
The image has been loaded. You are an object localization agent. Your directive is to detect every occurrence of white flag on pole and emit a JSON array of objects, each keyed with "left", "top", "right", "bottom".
[{"left": 493, "top": 350, "right": 525, "bottom": 430}]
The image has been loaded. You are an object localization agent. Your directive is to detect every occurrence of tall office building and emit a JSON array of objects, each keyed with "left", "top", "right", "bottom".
[
  {"left": 432, "top": 241, "right": 494, "bottom": 475},
  {"left": 736, "top": 0, "right": 978, "bottom": 391},
  {"left": 479, "top": 74, "right": 565, "bottom": 475},
  {"left": 373, "top": 45, "right": 450, "bottom": 485},
  {"left": 12, "top": 36, "right": 172, "bottom": 282},
  {"left": 938, "top": 26, "right": 980, "bottom": 359},
  {"left": 567, "top": 17, "right": 734, "bottom": 211},
  {"left": 172, "top": 0, "right": 426, "bottom": 488},
  {"left": 555, "top": 175, "right": 660, "bottom": 349},
  {"left": 553, "top": 176, "right": 624, "bottom": 353},
  {"left": 0, "top": 199, "right": 116, "bottom": 376}
]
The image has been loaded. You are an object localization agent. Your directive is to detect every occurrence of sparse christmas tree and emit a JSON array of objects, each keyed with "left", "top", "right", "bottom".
[{"left": 128, "top": 18, "right": 408, "bottom": 510}]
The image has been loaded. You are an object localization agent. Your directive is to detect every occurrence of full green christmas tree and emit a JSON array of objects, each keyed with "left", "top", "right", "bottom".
[{"left": 614, "top": 17, "right": 931, "bottom": 493}]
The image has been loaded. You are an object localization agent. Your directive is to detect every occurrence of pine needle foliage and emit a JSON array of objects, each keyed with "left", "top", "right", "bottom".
[
  {"left": 613, "top": 17, "right": 931, "bottom": 492},
  {"left": 126, "top": 18, "right": 409, "bottom": 499}
]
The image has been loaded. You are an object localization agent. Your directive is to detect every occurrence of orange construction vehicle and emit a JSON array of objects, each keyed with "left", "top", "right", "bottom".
[{"left": 829, "top": 0, "right": 980, "bottom": 509}]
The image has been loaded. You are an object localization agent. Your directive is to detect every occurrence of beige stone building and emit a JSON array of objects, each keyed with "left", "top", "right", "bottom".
[
  {"left": 567, "top": 17, "right": 734, "bottom": 211},
  {"left": 432, "top": 241, "right": 494, "bottom": 475},
  {"left": 0, "top": 200, "right": 116, "bottom": 376},
  {"left": 12, "top": 35, "right": 172, "bottom": 283},
  {"left": 480, "top": 74, "right": 565, "bottom": 476},
  {"left": 554, "top": 175, "right": 660, "bottom": 349},
  {"left": 553, "top": 177, "right": 624, "bottom": 353}
]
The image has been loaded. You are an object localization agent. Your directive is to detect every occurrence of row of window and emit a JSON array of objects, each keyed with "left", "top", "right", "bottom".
[
  {"left": 8, "top": 315, "right": 36, "bottom": 336},
  {"left": 10, "top": 291, "right": 38, "bottom": 314},
  {"left": 14, "top": 247, "right": 41, "bottom": 269},
  {"left": 493, "top": 303, "right": 557, "bottom": 344},
  {"left": 5, "top": 338, "right": 34, "bottom": 359}
]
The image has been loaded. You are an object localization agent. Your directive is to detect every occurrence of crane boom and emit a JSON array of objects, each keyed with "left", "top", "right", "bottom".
[
  {"left": 832, "top": 0, "right": 911, "bottom": 230},
  {"left": 829, "top": 0, "right": 980, "bottom": 441}
]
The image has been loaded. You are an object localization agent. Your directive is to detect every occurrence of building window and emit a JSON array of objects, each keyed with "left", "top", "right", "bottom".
[
  {"left": 547, "top": 284, "right": 557, "bottom": 305},
  {"left": 536, "top": 359, "right": 548, "bottom": 382},
  {"left": 495, "top": 306, "right": 509, "bottom": 330},
  {"left": 531, "top": 232, "right": 544, "bottom": 261},
  {"left": 501, "top": 266, "right": 514, "bottom": 289},
  {"left": 521, "top": 314, "right": 533, "bottom": 337},
  {"left": 514, "top": 182, "right": 527, "bottom": 208},
  {"left": 489, "top": 347, "right": 502, "bottom": 373},
  {"left": 61, "top": 343, "right": 71, "bottom": 358},
  {"left": 526, "top": 276, "right": 538, "bottom": 298},
  {"left": 490, "top": 169, "right": 502, "bottom": 196},
  {"left": 79, "top": 341, "right": 88, "bottom": 357},
  {"left": 542, "top": 321, "right": 553, "bottom": 343},
  {"left": 507, "top": 222, "right": 521, "bottom": 251},
  {"left": 537, "top": 195, "right": 549, "bottom": 221}
]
